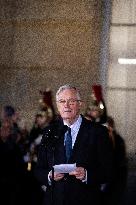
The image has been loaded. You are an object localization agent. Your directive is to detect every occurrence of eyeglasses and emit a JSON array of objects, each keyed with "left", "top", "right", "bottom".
[{"left": 57, "top": 99, "right": 81, "bottom": 105}]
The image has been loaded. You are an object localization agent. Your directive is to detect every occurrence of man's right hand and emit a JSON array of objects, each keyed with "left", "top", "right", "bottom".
[{"left": 49, "top": 171, "right": 64, "bottom": 181}]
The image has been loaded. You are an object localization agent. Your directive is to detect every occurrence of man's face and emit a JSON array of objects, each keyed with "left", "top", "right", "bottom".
[
  {"left": 56, "top": 88, "right": 82, "bottom": 124},
  {"left": 89, "top": 110, "right": 100, "bottom": 119}
]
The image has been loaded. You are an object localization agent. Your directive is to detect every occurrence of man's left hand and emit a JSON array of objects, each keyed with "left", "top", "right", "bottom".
[{"left": 69, "top": 167, "right": 86, "bottom": 180}]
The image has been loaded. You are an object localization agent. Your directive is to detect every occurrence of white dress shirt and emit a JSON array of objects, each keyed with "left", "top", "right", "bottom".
[
  {"left": 63, "top": 115, "right": 82, "bottom": 148},
  {"left": 64, "top": 115, "right": 87, "bottom": 183}
]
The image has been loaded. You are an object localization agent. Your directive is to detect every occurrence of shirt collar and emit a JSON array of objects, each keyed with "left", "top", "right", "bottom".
[{"left": 63, "top": 115, "right": 82, "bottom": 132}]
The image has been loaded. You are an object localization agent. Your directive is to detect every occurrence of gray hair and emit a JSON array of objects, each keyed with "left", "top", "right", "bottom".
[{"left": 56, "top": 84, "right": 81, "bottom": 101}]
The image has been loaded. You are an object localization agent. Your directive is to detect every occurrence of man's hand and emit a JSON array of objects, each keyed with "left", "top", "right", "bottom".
[
  {"left": 49, "top": 171, "right": 64, "bottom": 181},
  {"left": 69, "top": 167, "right": 86, "bottom": 180}
]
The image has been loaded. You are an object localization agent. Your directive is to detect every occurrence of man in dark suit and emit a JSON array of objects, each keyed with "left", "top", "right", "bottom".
[{"left": 35, "top": 84, "right": 113, "bottom": 205}]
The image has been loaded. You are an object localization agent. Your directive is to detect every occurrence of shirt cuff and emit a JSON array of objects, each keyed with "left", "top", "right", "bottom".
[
  {"left": 82, "top": 169, "right": 87, "bottom": 183},
  {"left": 48, "top": 171, "right": 52, "bottom": 186}
]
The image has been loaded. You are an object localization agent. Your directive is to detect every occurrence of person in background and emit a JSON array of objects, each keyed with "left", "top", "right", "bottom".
[
  {"left": 21, "top": 108, "right": 54, "bottom": 205},
  {"left": 0, "top": 105, "right": 21, "bottom": 143},
  {"left": 84, "top": 103, "right": 103, "bottom": 122},
  {"left": 101, "top": 116, "right": 128, "bottom": 205},
  {"left": 0, "top": 105, "right": 30, "bottom": 161},
  {"left": 84, "top": 85, "right": 107, "bottom": 125},
  {"left": 27, "top": 109, "right": 52, "bottom": 170},
  {"left": 35, "top": 84, "right": 113, "bottom": 205},
  {"left": 0, "top": 115, "right": 26, "bottom": 205}
]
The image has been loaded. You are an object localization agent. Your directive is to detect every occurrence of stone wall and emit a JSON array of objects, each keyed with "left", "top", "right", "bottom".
[
  {"left": 0, "top": 0, "right": 103, "bottom": 127},
  {"left": 107, "top": 0, "right": 136, "bottom": 167}
]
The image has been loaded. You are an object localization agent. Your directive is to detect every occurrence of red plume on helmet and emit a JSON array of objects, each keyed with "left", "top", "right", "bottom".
[
  {"left": 84, "top": 84, "right": 107, "bottom": 124},
  {"left": 92, "top": 84, "right": 103, "bottom": 103},
  {"left": 39, "top": 89, "right": 55, "bottom": 120},
  {"left": 39, "top": 89, "right": 53, "bottom": 108}
]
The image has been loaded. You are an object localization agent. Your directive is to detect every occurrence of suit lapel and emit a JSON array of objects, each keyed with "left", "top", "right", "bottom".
[
  {"left": 51, "top": 119, "right": 67, "bottom": 164},
  {"left": 68, "top": 118, "right": 87, "bottom": 162}
]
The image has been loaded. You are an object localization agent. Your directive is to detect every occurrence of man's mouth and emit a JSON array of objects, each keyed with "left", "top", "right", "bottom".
[{"left": 64, "top": 110, "right": 71, "bottom": 113}]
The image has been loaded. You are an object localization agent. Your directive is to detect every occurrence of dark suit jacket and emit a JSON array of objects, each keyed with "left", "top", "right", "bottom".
[{"left": 35, "top": 116, "right": 113, "bottom": 205}]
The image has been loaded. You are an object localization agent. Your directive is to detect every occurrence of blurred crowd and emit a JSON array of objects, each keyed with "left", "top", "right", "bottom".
[{"left": 0, "top": 85, "right": 128, "bottom": 205}]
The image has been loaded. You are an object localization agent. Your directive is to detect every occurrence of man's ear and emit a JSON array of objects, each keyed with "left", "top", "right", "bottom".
[
  {"left": 79, "top": 101, "right": 85, "bottom": 113},
  {"left": 79, "top": 100, "right": 84, "bottom": 108}
]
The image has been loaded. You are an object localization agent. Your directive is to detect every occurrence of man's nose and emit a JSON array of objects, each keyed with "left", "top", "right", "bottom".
[{"left": 64, "top": 100, "right": 70, "bottom": 107}]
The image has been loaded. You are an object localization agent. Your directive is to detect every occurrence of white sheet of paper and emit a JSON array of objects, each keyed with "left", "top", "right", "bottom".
[{"left": 53, "top": 163, "right": 76, "bottom": 173}]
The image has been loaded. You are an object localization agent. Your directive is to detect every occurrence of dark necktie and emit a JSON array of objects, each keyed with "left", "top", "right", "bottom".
[{"left": 65, "top": 127, "right": 72, "bottom": 162}]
